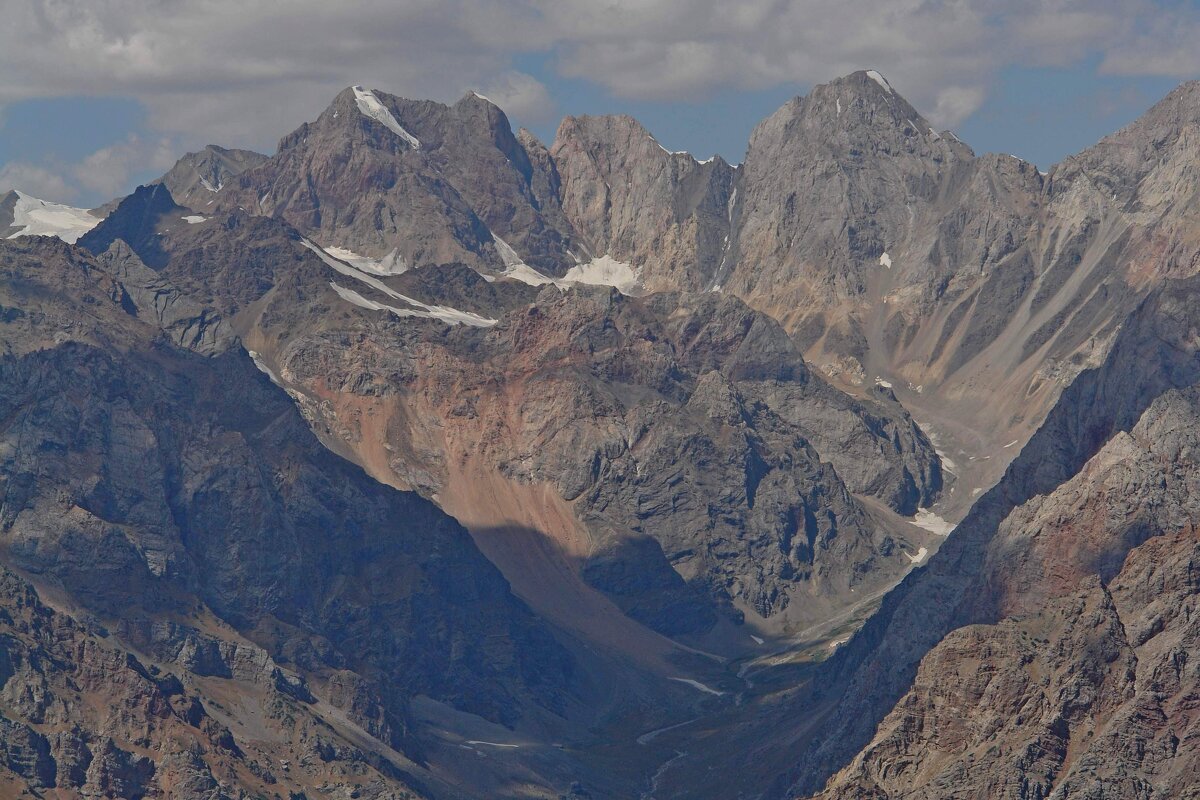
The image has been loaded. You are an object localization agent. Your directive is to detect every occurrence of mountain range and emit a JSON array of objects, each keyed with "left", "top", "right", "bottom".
[{"left": 1, "top": 69, "right": 1198, "bottom": 799}]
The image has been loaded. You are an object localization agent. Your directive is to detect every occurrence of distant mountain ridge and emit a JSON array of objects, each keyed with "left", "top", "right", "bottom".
[{"left": 5, "top": 69, "right": 1200, "bottom": 799}]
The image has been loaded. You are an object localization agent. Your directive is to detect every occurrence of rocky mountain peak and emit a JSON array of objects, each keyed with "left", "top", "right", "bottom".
[
  {"left": 77, "top": 182, "right": 183, "bottom": 268},
  {"left": 1052, "top": 77, "right": 1200, "bottom": 199},
  {"left": 753, "top": 70, "right": 964, "bottom": 159},
  {"left": 554, "top": 113, "right": 688, "bottom": 163},
  {"left": 154, "top": 144, "right": 267, "bottom": 211}
]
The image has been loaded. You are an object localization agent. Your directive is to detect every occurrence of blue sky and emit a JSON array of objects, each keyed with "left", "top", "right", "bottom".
[{"left": 0, "top": 1, "right": 1195, "bottom": 207}]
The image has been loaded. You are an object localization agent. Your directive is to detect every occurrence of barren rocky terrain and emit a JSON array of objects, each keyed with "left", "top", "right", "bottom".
[{"left": 3, "top": 69, "right": 1200, "bottom": 799}]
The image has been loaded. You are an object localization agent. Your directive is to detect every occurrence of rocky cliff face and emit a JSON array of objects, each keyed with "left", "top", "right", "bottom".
[
  {"left": 80, "top": 197, "right": 942, "bottom": 642},
  {"left": 212, "top": 87, "right": 576, "bottom": 276},
  {"left": 267, "top": 283, "right": 941, "bottom": 636},
  {"left": 154, "top": 144, "right": 268, "bottom": 212},
  {"left": 12, "top": 67, "right": 1200, "bottom": 800},
  {"left": 0, "top": 236, "right": 574, "bottom": 797},
  {"left": 813, "top": 386, "right": 1200, "bottom": 799},
  {"left": 543, "top": 74, "right": 1200, "bottom": 509},
  {"left": 551, "top": 114, "right": 736, "bottom": 292},
  {"left": 142, "top": 73, "right": 1200, "bottom": 489},
  {"left": 742, "top": 271, "right": 1200, "bottom": 798},
  {"left": 0, "top": 561, "right": 451, "bottom": 800}
]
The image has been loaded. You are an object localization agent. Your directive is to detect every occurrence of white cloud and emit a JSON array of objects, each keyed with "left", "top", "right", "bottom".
[
  {"left": 0, "top": 0, "right": 1196, "bottom": 157},
  {"left": 74, "top": 135, "right": 177, "bottom": 196},
  {"left": 930, "top": 86, "right": 987, "bottom": 129},
  {"left": 0, "top": 162, "right": 77, "bottom": 203},
  {"left": 1098, "top": 7, "right": 1200, "bottom": 77},
  {"left": 472, "top": 71, "right": 556, "bottom": 124},
  {"left": 0, "top": 0, "right": 540, "bottom": 149},
  {"left": 0, "top": 135, "right": 177, "bottom": 205}
]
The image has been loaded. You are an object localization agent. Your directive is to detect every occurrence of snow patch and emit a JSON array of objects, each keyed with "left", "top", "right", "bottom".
[
  {"left": 503, "top": 261, "right": 560, "bottom": 287},
  {"left": 909, "top": 509, "right": 956, "bottom": 536},
  {"left": 874, "top": 377, "right": 893, "bottom": 389},
  {"left": 352, "top": 86, "right": 421, "bottom": 149},
  {"left": 465, "top": 740, "right": 519, "bottom": 749},
  {"left": 836, "top": 97, "right": 842, "bottom": 116},
  {"left": 329, "top": 282, "right": 495, "bottom": 326},
  {"left": 491, "top": 233, "right": 525, "bottom": 269},
  {"left": 904, "top": 546, "right": 929, "bottom": 564},
  {"left": 491, "top": 233, "right": 559, "bottom": 287},
  {"left": 246, "top": 350, "right": 283, "bottom": 386},
  {"left": 302, "top": 239, "right": 495, "bottom": 327},
  {"left": 324, "top": 245, "right": 407, "bottom": 276},
  {"left": 866, "top": 70, "right": 893, "bottom": 93},
  {"left": 879, "top": 252, "right": 892, "bottom": 268},
  {"left": 491, "top": 234, "right": 641, "bottom": 294},
  {"left": 649, "top": 133, "right": 688, "bottom": 157},
  {"left": 199, "top": 176, "right": 222, "bottom": 193},
  {"left": 6, "top": 191, "right": 100, "bottom": 244},
  {"left": 562, "top": 255, "right": 640, "bottom": 293},
  {"left": 182, "top": 215, "right": 207, "bottom": 224},
  {"left": 669, "top": 677, "right": 725, "bottom": 697},
  {"left": 1003, "top": 439, "right": 1019, "bottom": 448},
  {"left": 750, "top": 635, "right": 764, "bottom": 645}
]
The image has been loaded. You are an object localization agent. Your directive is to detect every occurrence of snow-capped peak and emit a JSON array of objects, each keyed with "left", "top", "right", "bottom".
[
  {"left": 351, "top": 86, "right": 421, "bottom": 149},
  {"left": 4, "top": 190, "right": 100, "bottom": 244}
]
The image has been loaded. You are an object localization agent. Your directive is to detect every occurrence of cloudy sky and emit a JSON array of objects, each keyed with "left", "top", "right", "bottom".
[{"left": 0, "top": 0, "right": 1195, "bottom": 207}]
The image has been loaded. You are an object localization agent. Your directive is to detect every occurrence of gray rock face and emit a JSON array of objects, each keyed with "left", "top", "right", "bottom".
[
  {"left": 123, "top": 74, "right": 1200, "bottom": 484},
  {"left": 212, "top": 87, "right": 576, "bottom": 275},
  {"left": 78, "top": 182, "right": 185, "bottom": 268},
  {"left": 541, "top": 73, "right": 1200, "bottom": 483},
  {"left": 155, "top": 144, "right": 268, "bottom": 211},
  {"left": 95, "top": 239, "right": 235, "bottom": 354},
  {"left": 725, "top": 71, "right": 979, "bottom": 314},
  {"left": 813, "top": 385, "right": 1200, "bottom": 799},
  {"left": 0, "top": 559, "right": 432, "bottom": 800},
  {"left": 0, "top": 190, "right": 18, "bottom": 237},
  {"left": 247, "top": 270, "right": 939, "bottom": 635},
  {"left": 0, "top": 237, "right": 573, "bottom": 794},
  {"left": 550, "top": 114, "right": 736, "bottom": 291},
  {"left": 14, "top": 67, "right": 1200, "bottom": 800},
  {"left": 754, "top": 272, "right": 1200, "bottom": 797},
  {"left": 85, "top": 197, "right": 941, "bottom": 640},
  {"left": 103, "top": 73, "right": 1200, "bottom": 475}
]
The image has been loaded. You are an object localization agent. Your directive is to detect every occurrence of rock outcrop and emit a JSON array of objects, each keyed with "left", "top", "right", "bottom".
[
  {"left": 268, "top": 284, "right": 941, "bottom": 635},
  {"left": 14, "top": 67, "right": 1200, "bottom": 800}
]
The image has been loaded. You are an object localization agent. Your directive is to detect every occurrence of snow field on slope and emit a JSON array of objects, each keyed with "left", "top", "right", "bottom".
[
  {"left": 352, "top": 86, "right": 421, "bottom": 149},
  {"left": 7, "top": 191, "right": 100, "bottom": 244}
]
